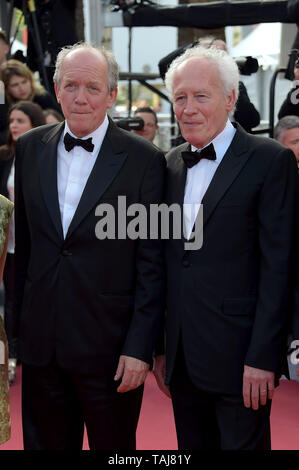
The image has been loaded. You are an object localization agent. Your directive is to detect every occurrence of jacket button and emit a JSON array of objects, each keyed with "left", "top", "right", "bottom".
[
  {"left": 61, "top": 250, "right": 72, "bottom": 256},
  {"left": 182, "top": 259, "right": 190, "bottom": 267}
]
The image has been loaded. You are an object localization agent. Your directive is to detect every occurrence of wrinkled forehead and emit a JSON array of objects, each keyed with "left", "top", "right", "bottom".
[
  {"left": 177, "top": 56, "right": 218, "bottom": 75},
  {"left": 61, "top": 48, "right": 108, "bottom": 78},
  {"left": 173, "top": 57, "right": 222, "bottom": 90}
]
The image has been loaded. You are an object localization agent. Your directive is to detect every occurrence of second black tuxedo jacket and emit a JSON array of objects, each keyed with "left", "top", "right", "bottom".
[
  {"left": 164, "top": 124, "right": 298, "bottom": 396},
  {"left": 14, "top": 119, "right": 165, "bottom": 375}
]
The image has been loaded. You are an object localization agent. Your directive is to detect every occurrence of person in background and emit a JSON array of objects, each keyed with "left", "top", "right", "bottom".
[
  {"left": 0, "top": 59, "right": 60, "bottom": 110},
  {"left": 0, "top": 59, "right": 59, "bottom": 145},
  {"left": 43, "top": 108, "right": 64, "bottom": 124},
  {"left": 0, "top": 194, "right": 14, "bottom": 445},
  {"left": 284, "top": 0, "right": 299, "bottom": 82},
  {"left": 0, "top": 101, "right": 46, "bottom": 385},
  {"left": 274, "top": 115, "right": 299, "bottom": 168},
  {"left": 12, "top": 0, "right": 78, "bottom": 96},
  {"left": 133, "top": 107, "right": 159, "bottom": 144},
  {"left": 278, "top": 60, "right": 299, "bottom": 119}
]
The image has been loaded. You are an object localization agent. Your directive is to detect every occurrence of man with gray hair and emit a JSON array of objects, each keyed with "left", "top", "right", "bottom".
[
  {"left": 14, "top": 43, "right": 165, "bottom": 450},
  {"left": 154, "top": 45, "right": 298, "bottom": 450},
  {"left": 274, "top": 115, "right": 299, "bottom": 167}
]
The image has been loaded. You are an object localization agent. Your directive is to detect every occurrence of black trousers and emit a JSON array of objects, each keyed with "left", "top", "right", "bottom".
[
  {"left": 170, "top": 347, "right": 271, "bottom": 451},
  {"left": 22, "top": 360, "right": 144, "bottom": 450}
]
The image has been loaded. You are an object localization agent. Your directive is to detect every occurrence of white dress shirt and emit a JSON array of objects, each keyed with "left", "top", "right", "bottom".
[
  {"left": 57, "top": 114, "right": 109, "bottom": 238},
  {"left": 183, "top": 119, "right": 236, "bottom": 239}
]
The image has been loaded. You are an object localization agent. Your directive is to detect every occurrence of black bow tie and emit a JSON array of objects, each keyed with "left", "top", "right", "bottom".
[
  {"left": 64, "top": 132, "right": 94, "bottom": 152},
  {"left": 181, "top": 143, "right": 216, "bottom": 168}
]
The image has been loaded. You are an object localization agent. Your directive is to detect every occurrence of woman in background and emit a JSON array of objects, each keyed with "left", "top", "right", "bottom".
[
  {"left": 43, "top": 108, "right": 64, "bottom": 124},
  {"left": 0, "top": 101, "right": 46, "bottom": 384},
  {"left": 0, "top": 59, "right": 59, "bottom": 145}
]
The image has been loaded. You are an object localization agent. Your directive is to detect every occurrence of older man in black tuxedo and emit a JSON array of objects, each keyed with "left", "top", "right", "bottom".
[
  {"left": 154, "top": 45, "right": 298, "bottom": 450},
  {"left": 14, "top": 43, "right": 165, "bottom": 450}
]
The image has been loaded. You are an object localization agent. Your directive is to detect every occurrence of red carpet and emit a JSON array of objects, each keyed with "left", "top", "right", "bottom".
[{"left": 1, "top": 368, "right": 299, "bottom": 450}]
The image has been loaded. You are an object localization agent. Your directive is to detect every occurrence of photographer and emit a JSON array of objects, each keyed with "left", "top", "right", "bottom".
[
  {"left": 133, "top": 107, "right": 158, "bottom": 144},
  {"left": 278, "top": 58, "right": 299, "bottom": 119},
  {"left": 10, "top": 1, "right": 78, "bottom": 95}
]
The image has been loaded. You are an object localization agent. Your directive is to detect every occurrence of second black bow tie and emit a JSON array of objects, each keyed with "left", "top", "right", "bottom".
[
  {"left": 64, "top": 132, "right": 94, "bottom": 152},
  {"left": 181, "top": 143, "right": 216, "bottom": 168}
]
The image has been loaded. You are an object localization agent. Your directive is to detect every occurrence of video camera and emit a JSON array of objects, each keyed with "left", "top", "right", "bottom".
[
  {"left": 114, "top": 116, "right": 144, "bottom": 131},
  {"left": 234, "top": 56, "right": 259, "bottom": 76}
]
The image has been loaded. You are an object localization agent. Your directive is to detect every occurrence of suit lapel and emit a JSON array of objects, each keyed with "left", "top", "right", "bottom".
[
  {"left": 167, "top": 143, "right": 188, "bottom": 249},
  {"left": 65, "top": 121, "right": 128, "bottom": 239},
  {"left": 38, "top": 120, "right": 128, "bottom": 241},
  {"left": 200, "top": 126, "right": 252, "bottom": 228},
  {"left": 39, "top": 122, "right": 64, "bottom": 239},
  {"left": 168, "top": 143, "right": 188, "bottom": 207}
]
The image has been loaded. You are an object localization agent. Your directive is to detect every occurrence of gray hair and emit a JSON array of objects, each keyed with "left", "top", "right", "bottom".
[
  {"left": 274, "top": 115, "right": 299, "bottom": 141},
  {"left": 53, "top": 42, "right": 119, "bottom": 92},
  {"left": 164, "top": 45, "right": 239, "bottom": 110}
]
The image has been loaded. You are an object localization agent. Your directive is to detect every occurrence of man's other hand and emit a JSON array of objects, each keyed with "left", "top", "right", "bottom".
[
  {"left": 114, "top": 355, "right": 149, "bottom": 393},
  {"left": 243, "top": 365, "right": 275, "bottom": 410}
]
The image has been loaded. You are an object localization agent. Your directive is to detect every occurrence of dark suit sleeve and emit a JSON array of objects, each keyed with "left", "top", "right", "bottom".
[
  {"left": 14, "top": 138, "right": 31, "bottom": 332},
  {"left": 244, "top": 147, "right": 298, "bottom": 372},
  {"left": 292, "top": 177, "right": 299, "bottom": 340},
  {"left": 292, "top": 253, "right": 299, "bottom": 340},
  {"left": 121, "top": 150, "right": 166, "bottom": 364}
]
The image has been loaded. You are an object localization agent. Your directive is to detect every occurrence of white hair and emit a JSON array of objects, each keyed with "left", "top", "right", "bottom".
[
  {"left": 165, "top": 45, "right": 240, "bottom": 109},
  {"left": 53, "top": 42, "right": 119, "bottom": 92}
]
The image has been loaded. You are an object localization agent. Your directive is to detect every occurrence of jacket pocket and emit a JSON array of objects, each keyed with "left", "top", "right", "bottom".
[{"left": 222, "top": 297, "right": 257, "bottom": 316}]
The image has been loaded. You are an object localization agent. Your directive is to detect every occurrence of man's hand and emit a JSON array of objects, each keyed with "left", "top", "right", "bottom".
[
  {"left": 243, "top": 365, "right": 275, "bottom": 410},
  {"left": 153, "top": 354, "right": 171, "bottom": 398},
  {"left": 114, "top": 355, "right": 149, "bottom": 393}
]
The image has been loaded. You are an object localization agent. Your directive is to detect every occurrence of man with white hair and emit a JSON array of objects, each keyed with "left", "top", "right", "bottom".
[{"left": 154, "top": 45, "right": 298, "bottom": 450}]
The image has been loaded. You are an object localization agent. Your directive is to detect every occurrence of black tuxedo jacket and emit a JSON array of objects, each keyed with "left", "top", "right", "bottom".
[
  {"left": 14, "top": 119, "right": 166, "bottom": 375},
  {"left": 164, "top": 124, "right": 298, "bottom": 395}
]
